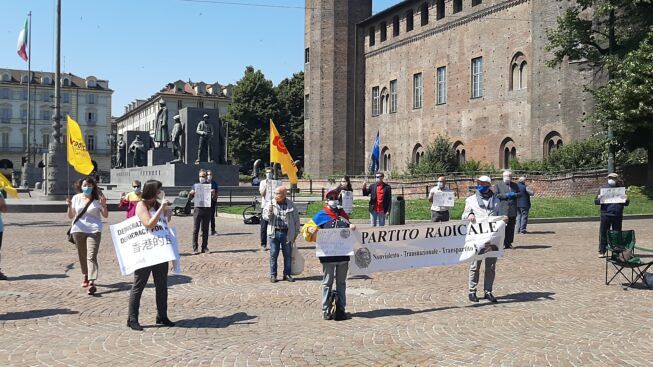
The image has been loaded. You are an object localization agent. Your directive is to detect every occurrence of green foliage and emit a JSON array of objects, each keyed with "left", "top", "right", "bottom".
[
  {"left": 458, "top": 159, "right": 495, "bottom": 173},
  {"left": 407, "top": 135, "right": 458, "bottom": 174},
  {"left": 225, "top": 66, "right": 280, "bottom": 173},
  {"left": 276, "top": 71, "right": 305, "bottom": 162},
  {"left": 510, "top": 138, "right": 607, "bottom": 172},
  {"left": 239, "top": 174, "right": 253, "bottom": 183}
]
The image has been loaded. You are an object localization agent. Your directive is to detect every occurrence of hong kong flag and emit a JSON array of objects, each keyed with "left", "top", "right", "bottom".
[{"left": 17, "top": 18, "right": 28, "bottom": 61}]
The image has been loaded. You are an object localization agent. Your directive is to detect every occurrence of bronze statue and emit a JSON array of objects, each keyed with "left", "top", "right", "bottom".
[
  {"left": 154, "top": 100, "right": 170, "bottom": 147},
  {"left": 116, "top": 135, "right": 126, "bottom": 168},
  {"left": 195, "top": 113, "right": 214, "bottom": 164},
  {"left": 170, "top": 115, "right": 184, "bottom": 163},
  {"left": 129, "top": 135, "right": 146, "bottom": 167}
]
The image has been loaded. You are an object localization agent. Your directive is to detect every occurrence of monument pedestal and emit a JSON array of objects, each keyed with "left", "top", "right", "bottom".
[
  {"left": 43, "top": 144, "right": 83, "bottom": 200},
  {"left": 111, "top": 162, "right": 239, "bottom": 187},
  {"left": 148, "top": 148, "right": 175, "bottom": 166}
]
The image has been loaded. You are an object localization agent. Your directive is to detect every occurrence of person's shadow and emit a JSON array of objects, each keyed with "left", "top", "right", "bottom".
[
  {"left": 98, "top": 274, "right": 192, "bottom": 296},
  {"left": 0, "top": 308, "right": 78, "bottom": 321},
  {"left": 173, "top": 312, "right": 257, "bottom": 328}
]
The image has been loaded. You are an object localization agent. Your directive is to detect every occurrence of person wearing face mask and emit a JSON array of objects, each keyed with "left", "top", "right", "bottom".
[
  {"left": 207, "top": 170, "right": 219, "bottom": 236},
  {"left": 461, "top": 176, "right": 502, "bottom": 303},
  {"left": 362, "top": 172, "right": 392, "bottom": 227},
  {"left": 494, "top": 171, "right": 521, "bottom": 249},
  {"left": 258, "top": 167, "right": 273, "bottom": 251},
  {"left": 428, "top": 176, "right": 453, "bottom": 222},
  {"left": 337, "top": 176, "right": 354, "bottom": 215},
  {"left": 65, "top": 177, "right": 109, "bottom": 295},
  {"left": 262, "top": 186, "right": 300, "bottom": 283},
  {"left": 188, "top": 169, "right": 214, "bottom": 254},
  {"left": 303, "top": 188, "right": 356, "bottom": 320},
  {"left": 127, "top": 179, "right": 175, "bottom": 331},
  {"left": 595, "top": 173, "right": 630, "bottom": 258},
  {"left": 119, "top": 180, "right": 142, "bottom": 218}
]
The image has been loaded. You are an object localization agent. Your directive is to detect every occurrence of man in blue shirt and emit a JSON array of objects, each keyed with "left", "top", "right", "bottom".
[{"left": 207, "top": 170, "right": 219, "bottom": 236}]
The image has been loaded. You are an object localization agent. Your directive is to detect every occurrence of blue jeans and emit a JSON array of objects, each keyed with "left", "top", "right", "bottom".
[
  {"left": 269, "top": 231, "right": 291, "bottom": 277},
  {"left": 370, "top": 211, "right": 386, "bottom": 226},
  {"left": 322, "top": 261, "right": 348, "bottom": 311}
]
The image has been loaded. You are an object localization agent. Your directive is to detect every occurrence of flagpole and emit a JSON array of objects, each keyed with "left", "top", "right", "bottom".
[{"left": 20, "top": 12, "right": 33, "bottom": 189}]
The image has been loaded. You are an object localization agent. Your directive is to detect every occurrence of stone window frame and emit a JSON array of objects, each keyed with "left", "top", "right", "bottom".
[
  {"left": 413, "top": 73, "right": 423, "bottom": 109},
  {"left": 420, "top": 2, "right": 429, "bottom": 26},
  {"left": 372, "top": 86, "right": 380, "bottom": 117},
  {"left": 543, "top": 131, "right": 564, "bottom": 156},
  {"left": 369, "top": 26, "right": 376, "bottom": 46},
  {"left": 436, "top": 66, "right": 447, "bottom": 105},
  {"left": 436, "top": 0, "right": 445, "bottom": 20},
  {"left": 406, "top": 9, "right": 414, "bottom": 32},
  {"left": 471, "top": 57, "right": 483, "bottom": 99},
  {"left": 500, "top": 137, "right": 517, "bottom": 169},
  {"left": 86, "top": 132, "right": 96, "bottom": 152},
  {"left": 380, "top": 21, "right": 387, "bottom": 42},
  {"left": 412, "top": 143, "right": 424, "bottom": 165},
  {"left": 0, "top": 103, "right": 12, "bottom": 123},
  {"left": 389, "top": 79, "right": 398, "bottom": 114},
  {"left": 392, "top": 16, "right": 400, "bottom": 37},
  {"left": 453, "top": 141, "right": 466, "bottom": 165},
  {"left": 380, "top": 87, "right": 389, "bottom": 114},
  {"left": 453, "top": 0, "right": 463, "bottom": 14},
  {"left": 381, "top": 146, "right": 392, "bottom": 172},
  {"left": 1, "top": 73, "right": 10, "bottom": 82},
  {"left": 509, "top": 52, "right": 528, "bottom": 91}
]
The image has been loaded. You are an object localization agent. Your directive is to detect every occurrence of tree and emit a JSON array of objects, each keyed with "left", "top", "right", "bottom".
[
  {"left": 276, "top": 71, "right": 305, "bottom": 162},
  {"left": 407, "top": 135, "right": 458, "bottom": 175},
  {"left": 225, "top": 66, "right": 279, "bottom": 173},
  {"left": 546, "top": 0, "right": 653, "bottom": 187}
]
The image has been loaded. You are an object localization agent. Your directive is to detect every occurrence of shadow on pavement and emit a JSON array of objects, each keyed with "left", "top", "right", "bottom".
[
  {"left": 215, "top": 232, "right": 253, "bottom": 236},
  {"left": 9, "top": 273, "right": 69, "bottom": 281},
  {"left": 521, "top": 231, "right": 556, "bottom": 235},
  {"left": 296, "top": 275, "right": 322, "bottom": 281},
  {"left": 0, "top": 308, "right": 78, "bottom": 321},
  {"left": 174, "top": 312, "right": 257, "bottom": 328},
  {"left": 469, "top": 291, "right": 556, "bottom": 308},
  {"left": 209, "top": 248, "right": 258, "bottom": 254},
  {"left": 513, "top": 245, "right": 552, "bottom": 250},
  {"left": 98, "top": 275, "right": 192, "bottom": 295},
  {"left": 9, "top": 221, "right": 69, "bottom": 228},
  {"left": 353, "top": 306, "right": 459, "bottom": 318}
]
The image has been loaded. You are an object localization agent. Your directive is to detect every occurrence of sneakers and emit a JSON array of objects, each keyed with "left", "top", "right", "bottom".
[
  {"left": 284, "top": 275, "right": 295, "bottom": 282},
  {"left": 270, "top": 276, "right": 277, "bottom": 283},
  {"left": 0, "top": 271, "right": 7, "bottom": 281},
  {"left": 484, "top": 292, "right": 498, "bottom": 303},
  {"left": 468, "top": 292, "right": 479, "bottom": 302},
  {"left": 323, "top": 311, "right": 332, "bottom": 320}
]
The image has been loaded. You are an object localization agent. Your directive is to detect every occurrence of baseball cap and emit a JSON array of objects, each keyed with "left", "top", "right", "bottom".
[
  {"left": 324, "top": 187, "right": 339, "bottom": 199},
  {"left": 477, "top": 175, "right": 492, "bottom": 184},
  {"left": 607, "top": 173, "right": 619, "bottom": 178}
]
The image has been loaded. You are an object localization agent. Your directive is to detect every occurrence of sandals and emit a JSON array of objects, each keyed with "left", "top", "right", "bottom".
[
  {"left": 87, "top": 283, "right": 97, "bottom": 295},
  {"left": 81, "top": 279, "right": 90, "bottom": 288}
]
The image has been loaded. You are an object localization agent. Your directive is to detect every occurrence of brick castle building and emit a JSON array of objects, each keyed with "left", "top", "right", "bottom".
[{"left": 304, "top": 0, "right": 597, "bottom": 178}]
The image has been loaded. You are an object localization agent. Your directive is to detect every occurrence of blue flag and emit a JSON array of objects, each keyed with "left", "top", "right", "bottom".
[{"left": 370, "top": 130, "right": 380, "bottom": 174}]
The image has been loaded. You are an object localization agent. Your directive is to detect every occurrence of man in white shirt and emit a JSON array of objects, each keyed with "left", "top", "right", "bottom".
[
  {"left": 428, "top": 176, "right": 452, "bottom": 222},
  {"left": 258, "top": 167, "right": 273, "bottom": 251}
]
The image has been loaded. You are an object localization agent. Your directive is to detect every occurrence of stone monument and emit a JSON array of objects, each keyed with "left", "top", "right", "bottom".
[
  {"left": 128, "top": 135, "right": 147, "bottom": 167},
  {"left": 195, "top": 114, "right": 214, "bottom": 164},
  {"left": 170, "top": 114, "right": 184, "bottom": 163},
  {"left": 154, "top": 100, "right": 169, "bottom": 148},
  {"left": 116, "top": 135, "right": 126, "bottom": 168}
]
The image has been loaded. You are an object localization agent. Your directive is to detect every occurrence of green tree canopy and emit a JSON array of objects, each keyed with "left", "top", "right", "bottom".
[{"left": 276, "top": 71, "right": 305, "bottom": 162}]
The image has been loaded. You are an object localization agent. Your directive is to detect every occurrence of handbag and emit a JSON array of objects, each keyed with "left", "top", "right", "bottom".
[
  {"left": 67, "top": 198, "right": 93, "bottom": 244},
  {"left": 290, "top": 242, "right": 305, "bottom": 275}
]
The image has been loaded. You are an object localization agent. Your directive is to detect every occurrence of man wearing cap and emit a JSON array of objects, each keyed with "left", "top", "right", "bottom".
[
  {"left": 428, "top": 176, "right": 453, "bottom": 222},
  {"left": 595, "top": 173, "right": 630, "bottom": 257},
  {"left": 262, "top": 186, "right": 300, "bottom": 283},
  {"left": 462, "top": 176, "right": 501, "bottom": 303},
  {"left": 304, "top": 188, "right": 356, "bottom": 321},
  {"left": 195, "top": 114, "right": 214, "bottom": 164},
  {"left": 516, "top": 177, "right": 534, "bottom": 234},
  {"left": 494, "top": 171, "right": 521, "bottom": 249},
  {"left": 362, "top": 172, "right": 392, "bottom": 226}
]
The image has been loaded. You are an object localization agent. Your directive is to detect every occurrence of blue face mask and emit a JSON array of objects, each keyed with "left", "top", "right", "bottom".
[
  {"left": 477, "top": 185, "right": 489, "bottom": 193},
  {"left": 82, "top": 186, "right": 93, "bottom": 195}
]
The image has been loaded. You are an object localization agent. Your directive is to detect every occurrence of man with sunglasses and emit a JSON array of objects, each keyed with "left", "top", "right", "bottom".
[{"left": 362, "top": 172, "right": 392, "bottom": 227}]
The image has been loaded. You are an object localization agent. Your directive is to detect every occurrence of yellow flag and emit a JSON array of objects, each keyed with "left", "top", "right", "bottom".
[
  {"left": 67, "top": 115, "right": 94, "bottom": 175},
  {"left": 270, "top": 119, "right": 298, "bottom": 184},
  {"left": 0, "top": 172, "right": 18, "bottom": 198}
]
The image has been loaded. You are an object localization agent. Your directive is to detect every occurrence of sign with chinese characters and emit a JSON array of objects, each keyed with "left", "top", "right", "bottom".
[{"left": 110, "top": 215, "right": 180, "bottom": 275}]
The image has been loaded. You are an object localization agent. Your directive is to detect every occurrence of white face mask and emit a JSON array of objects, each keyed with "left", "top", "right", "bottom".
[
  {"left": 266, "top": 173, "right": 271, "bottom": 179},
  {"left": 327, "top": 200, "right": 338, "bottom": 208},
  {"left": 608, "top": 179, "right": 616, "bottom": 187},
  {"left": 199, "top": 177, "right": 206, "bottom": 183},
  {"left": 437, "top": 182, "right": 444, "bottom": 188},
  {"left": 503, "top": 177, "right": 511, "bottom": 184},
  {"left": 207, "top": 175, "right": 212, "bottom": 181}
]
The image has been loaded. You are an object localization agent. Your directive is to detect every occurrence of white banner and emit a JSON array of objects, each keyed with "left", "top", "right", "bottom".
[
  {"left": 265, "top": 179, "right": 282, "bottom": 203},
  {"left": 193, "top": 183, "right": 212, "bottom": 207},
  {"left": 110, "top": 215, "right": 181, "bottom": 275},
  {"left": 432, "top": 191, "right": 455, "bottom": 208},
  {"left": 341, "top": 191, "right": 354, "bottom": 214},
  {"left": 316, "top": 227, "right": 356, "bottom": 257},
  {"left": 349, "top": 218, "right": 505, "bottom": 275},
  {"left": 600, "top": 187, "right": 627, "bottom": 204}
]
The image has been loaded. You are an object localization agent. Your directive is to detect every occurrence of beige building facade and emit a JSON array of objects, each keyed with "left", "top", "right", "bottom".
[{"left": 305, "top": 0, "right": 597, "bottom": 177}]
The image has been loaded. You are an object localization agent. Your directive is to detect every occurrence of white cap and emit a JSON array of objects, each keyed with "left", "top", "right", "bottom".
[{"left": 477, "top": 175, "right": 491, "bottom": 183}]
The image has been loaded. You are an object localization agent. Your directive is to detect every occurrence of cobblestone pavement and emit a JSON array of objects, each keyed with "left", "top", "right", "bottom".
[{"left": 0, "top": 212, "right": 652, "bottom": 367}]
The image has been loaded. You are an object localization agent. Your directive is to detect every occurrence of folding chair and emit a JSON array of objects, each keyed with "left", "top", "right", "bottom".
[{"left": 605, "top": 230, "right": 653, "bottom": 288}]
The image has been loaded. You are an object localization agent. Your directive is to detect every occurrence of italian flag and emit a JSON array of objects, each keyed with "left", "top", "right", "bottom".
[{"left": 17, "top": 18, "right": 28, "bottom": 61}]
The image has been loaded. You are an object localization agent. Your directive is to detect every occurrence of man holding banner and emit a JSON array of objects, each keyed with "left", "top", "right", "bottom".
[
  {"left": 302, "top": 188, "right": 356, "bottom": 321},
  {"left": 189, "top": 169, "right": 214, "bottom": 254},
  {"left": 462, "top": 176, "right": 502, "bottom": 303},
  {"left": 595, "top": 172, "right": 630, "bottom": 257},
  {"left": 428, "top": 176, "right": 453, "bottom": 222}
]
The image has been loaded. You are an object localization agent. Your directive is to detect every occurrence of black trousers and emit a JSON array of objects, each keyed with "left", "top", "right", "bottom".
[
  {"left": 260, "top": 218, "right": 269, "bottom": 247},
  {"left": 504, "top": 216, "right": 516, "bottom": 247},
  {"left": 210, "top": 200, "right": 217, "bottom": 233},
  {"left": 599, "top": 215, "right": 623, "bottom": 254},
  {"left": 193, "top": 207, "right": 211, "bottom": 251},
  {"left": 127, "top": 262, "right": 168, "bottom": 322}
]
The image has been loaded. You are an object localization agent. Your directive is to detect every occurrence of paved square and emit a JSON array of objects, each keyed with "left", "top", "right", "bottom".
[{"left": 0, "top": 212, "right": 652, "bottom": 366}]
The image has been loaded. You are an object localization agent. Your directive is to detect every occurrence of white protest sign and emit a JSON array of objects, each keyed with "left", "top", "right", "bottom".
[
  {"left": 193, "top": 183, "right": 212, "bottom": 208},
  {"left": 432, "top": 191, "right": 455, "bottom": 208},
  {"left": 349, "top": 219, "right": 505, "bottom": 276},
  {"left": 265, "top": 179, "right": 282, "bottom": 203},
  {"left": 600, "top": 187, "right": 627, "bottom": 204},
  {"left": 341, "top": 191, "right": 354, "bottom": 214},
  {"left": 110, "top": 215, "right": 180, "bottom": 275},
  {"left": 316, "top": 227, "right": 356, "bottom": 257},
  {"left": 459, "top": 217, "right": 506, "bottom": 262}
]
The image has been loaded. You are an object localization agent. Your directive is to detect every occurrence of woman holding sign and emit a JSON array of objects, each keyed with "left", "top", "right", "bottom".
[
  {"left": 338, "top": 175, "right": 354, "bottom": 215},
  {"left": 66, "top": 177, "right": 108, "bottom": 295},
  {"left": 127, "top": 179, "right": 175, "bottom": 331}
]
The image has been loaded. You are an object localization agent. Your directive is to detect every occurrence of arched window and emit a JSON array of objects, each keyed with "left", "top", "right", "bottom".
[
  {"left": 1, "top": 73, "right": 10, "bottom": 82},
  {"left": 509, "top": 52, "right": 528, "bottom": 91},
  {"left": 543, "top": 131, "right": 563, "bottom": 156},
  {"left": 62, "top": 77, "right": 70, "bottom": 87},
  {"left": 42, "top": 76, "right": 51, "bottom": 85},
  {"left": 381, "top": 147, "right": 391, "bottom": 171},
  {"left": 412, "top": 144, "right": 424, "bottom": 164},
  {"left": 453, "top": 141, "right": 466, "bottom": 165},
  {"left": 21, "top": 74, "right": 29, "bottom": 83},
  {"left": 380, "top": 87, "right": 389, "bottom": 114},
  {"left": 500, "top": 138, "right": 517, "bottom": 169}
]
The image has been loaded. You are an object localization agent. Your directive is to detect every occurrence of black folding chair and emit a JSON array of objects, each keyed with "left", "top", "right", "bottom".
[{"left": 605, "top": 230, "right": 653, "bottom": 288}]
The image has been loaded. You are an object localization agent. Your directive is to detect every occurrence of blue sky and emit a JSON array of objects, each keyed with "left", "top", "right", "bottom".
[{"left": 0, "top": 0, "right": 401, "bottom": 116}]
